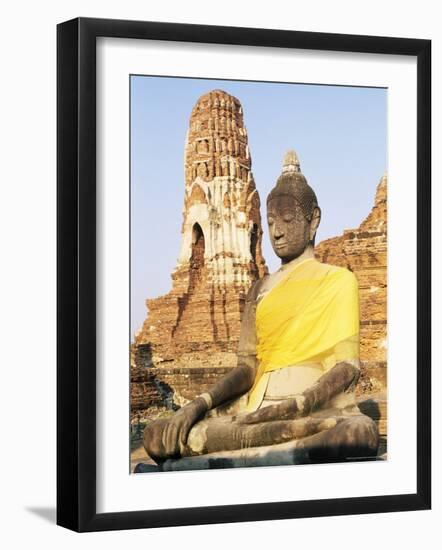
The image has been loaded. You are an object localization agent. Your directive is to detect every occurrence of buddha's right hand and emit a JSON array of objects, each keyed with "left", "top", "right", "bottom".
[
  {"left": 162, "top": 397, "right": 208, "bottom": 456},
  {"left": 237, "top": 396, "right": 305, "bottom": 425}
]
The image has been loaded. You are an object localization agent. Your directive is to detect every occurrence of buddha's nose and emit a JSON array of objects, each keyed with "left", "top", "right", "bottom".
[{"left": 274, "top": 224, "right": 283, "bottom": 238}]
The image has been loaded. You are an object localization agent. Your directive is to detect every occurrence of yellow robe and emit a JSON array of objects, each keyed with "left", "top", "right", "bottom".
[{"left": 247, "top": 258, "right": 360, "bottom": 411}]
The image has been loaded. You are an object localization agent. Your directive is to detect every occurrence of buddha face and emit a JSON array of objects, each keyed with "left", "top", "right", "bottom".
[{"left": 267, "top": 194, "right": 319, "bottom": 263}]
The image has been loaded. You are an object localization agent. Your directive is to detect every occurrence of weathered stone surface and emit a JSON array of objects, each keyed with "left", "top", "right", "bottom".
[
  {"left": 160, "top": 441, "right": 311, "bottom": 471},
  {"left": 133, "top": 463, "right": 160, "bottom": 473},
  {"left": 315, "top": 174, "right": 387, "bottom": 395},
  {"left": 358, "top": 392, "right": 387, "bottom": 437},
  {"left": 132, "top": 90, "right": 267, "bottom": 418},
  {"left": 158, "top": 416, "right": 383, "bottom": 471}
]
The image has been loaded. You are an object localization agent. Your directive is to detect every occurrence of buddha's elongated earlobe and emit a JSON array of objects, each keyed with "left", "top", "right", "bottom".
[{"left": 309, "top": 207, "right": 321, "bottom": 242}]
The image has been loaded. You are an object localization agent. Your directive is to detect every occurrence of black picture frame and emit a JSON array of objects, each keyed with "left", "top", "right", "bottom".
[{"left": 57, "top": 17, "right": 431, "bottom": 532}]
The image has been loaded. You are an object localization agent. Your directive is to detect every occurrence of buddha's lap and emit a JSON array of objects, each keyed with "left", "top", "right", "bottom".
[{"left": 184, "top": 407, "right": 370, "bottom": 456}]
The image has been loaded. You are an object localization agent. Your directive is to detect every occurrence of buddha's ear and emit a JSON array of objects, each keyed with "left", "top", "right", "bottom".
[{"left": 309, "top": 207, "right": 321, "bottom": 241}]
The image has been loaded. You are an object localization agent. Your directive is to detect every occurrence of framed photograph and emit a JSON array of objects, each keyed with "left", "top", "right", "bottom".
[{"left": 57, "top": 17, "right": 431, "bottom": 532}]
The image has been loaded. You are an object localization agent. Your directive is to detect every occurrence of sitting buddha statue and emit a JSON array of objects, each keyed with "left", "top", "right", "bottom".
[{"left": 143, "top": 150, "right": 379, "bottom": 470}]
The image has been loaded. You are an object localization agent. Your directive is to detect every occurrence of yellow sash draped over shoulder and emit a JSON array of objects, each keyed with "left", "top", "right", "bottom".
[{"left": 246, "top": 258, "right": 360, "bottom": 411}]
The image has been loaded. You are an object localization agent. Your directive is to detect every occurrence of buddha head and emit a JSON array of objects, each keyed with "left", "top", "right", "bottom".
[{"left": 267, "top": 150, "right": 321, "bottom": 263}]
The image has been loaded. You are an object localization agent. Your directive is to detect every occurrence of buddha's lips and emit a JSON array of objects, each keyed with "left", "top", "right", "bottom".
[{"left": 274, "top": 242, "right": 287, "bottom": 249}]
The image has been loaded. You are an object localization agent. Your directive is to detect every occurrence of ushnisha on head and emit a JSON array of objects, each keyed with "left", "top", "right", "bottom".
[{"left": 267, "top": 150, "right": 321, "bottom": 263}]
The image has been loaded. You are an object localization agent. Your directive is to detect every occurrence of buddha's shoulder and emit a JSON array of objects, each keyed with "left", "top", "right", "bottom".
[
  {"left": 246, "top": 277, "right": 267, "bottom": 302},
  {"left": 312, "top": 260, "right": 357, "bottom": 283}
]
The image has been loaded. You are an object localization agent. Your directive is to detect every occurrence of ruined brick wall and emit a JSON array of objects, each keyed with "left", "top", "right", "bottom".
[{"left": 315, "top": 174, "right": 387, "bottom": 394}]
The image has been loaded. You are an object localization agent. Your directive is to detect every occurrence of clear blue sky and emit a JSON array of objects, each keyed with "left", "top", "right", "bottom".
[{"left": 131, "top": 76, "right": 387, "bottom": 338}]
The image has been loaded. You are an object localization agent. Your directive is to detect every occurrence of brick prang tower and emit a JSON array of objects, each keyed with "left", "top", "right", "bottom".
[{"left": 132, "top": 90, "right": 267, "bottom": 408}]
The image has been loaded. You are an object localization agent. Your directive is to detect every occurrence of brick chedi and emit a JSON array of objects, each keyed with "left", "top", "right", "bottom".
[
  {"left": 132, "top": 90, "right": 267, "bottom": 414},
  {"left": 315, "top": 174, "right": 387, "bottom": 392}
]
